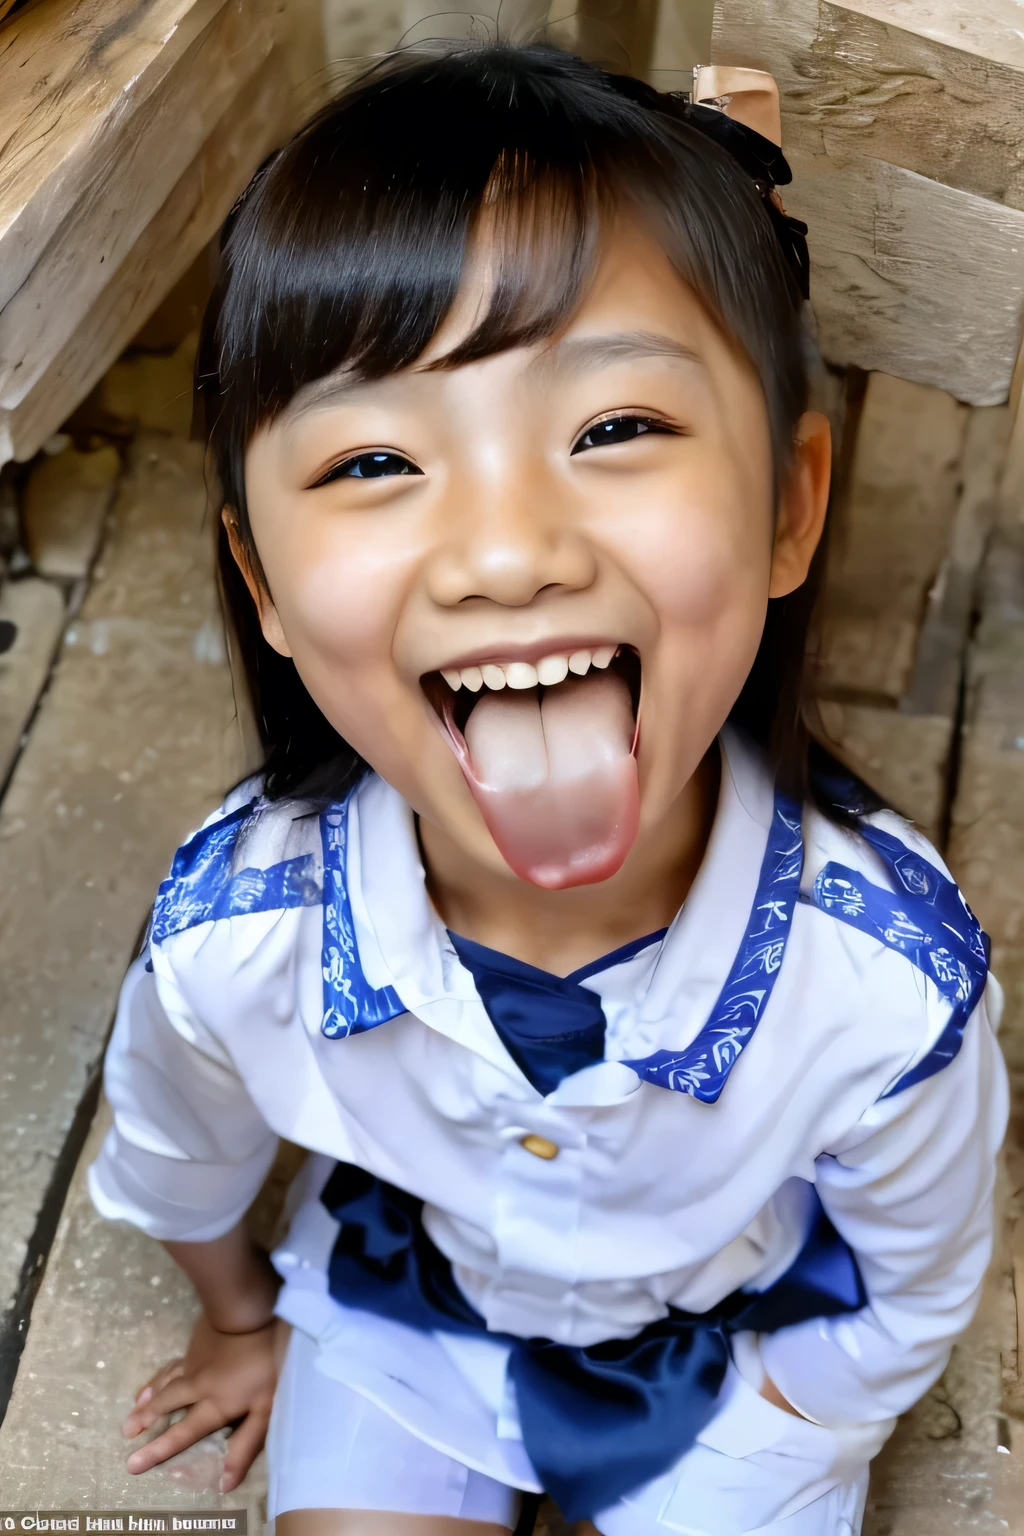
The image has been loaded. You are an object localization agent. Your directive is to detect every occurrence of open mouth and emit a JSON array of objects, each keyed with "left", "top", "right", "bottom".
[{"left": 422, "top": 644, "right": 642, "bottom": 889}]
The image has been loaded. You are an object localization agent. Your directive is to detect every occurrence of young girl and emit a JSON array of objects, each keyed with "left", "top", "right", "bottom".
[{"left": 89, "top": 42, "right": 1008, "bottom": 1536}]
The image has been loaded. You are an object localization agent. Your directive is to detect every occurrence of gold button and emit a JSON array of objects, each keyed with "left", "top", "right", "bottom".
[{"left": 520, "top": 1134, "right": 559, "bottom": 1160}]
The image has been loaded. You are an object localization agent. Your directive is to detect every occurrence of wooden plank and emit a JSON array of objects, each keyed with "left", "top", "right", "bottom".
[
  {"left": 710, "top": 0, "right": 1024, "bottom": 397},
  {"left": 23, "top": 443, "right": 120, "bottom": 580},
  {"left": 847, "top": 0, "right": 1024, "bottom": 72},
  {"left": 0, "top": 0, "right": 229, "bottom": 312},
  {"left": 0, "top": 48, "right": 292, "bottom": 462},
  {"left": 818, "top": 703, "right": 953, "bottom": 839},
  {"left": 0, "top": 431, "right": 242, "bottom": 1361},
  {"left": 0, "top": 577, "right": 66, "bottom": 787},
  {"left": 784, "top": 147, "right": 1024, "bottom": 404},
  {"left": 820, "top": 371, "right": 968, "bottom": 701},
  {"left": 948, "top": 526, "right": 1024, "bottom": 1070},
  {"left": 0, "top": 1105, "right": 269, "bottom": 1513},
  {"left": 711, "top": 0, "right": 1024, "bottom": 211},
  {"left": 576, "top": 0, "right": 660, "bottom": 74},
  {"left": 0, "top": 0, "right": 279, "bottom": 413},
  {"left": 901, "top": 405, "right": 1012, "bottom": 717},
  {"left": 281, "top": 0, "right": 328, "bottom": 118}
]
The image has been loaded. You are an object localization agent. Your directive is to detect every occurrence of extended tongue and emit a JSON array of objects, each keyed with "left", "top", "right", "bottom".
[{"left": 461, "top": 671, "right": 639, "bottom": 888}]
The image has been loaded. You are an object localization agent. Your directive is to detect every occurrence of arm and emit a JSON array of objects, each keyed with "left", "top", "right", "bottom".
[
  {"left": 89, "top": 952, "right": 284, "bottom": 1486},
  {"left": 120, "top": 1224, "right": 285, "bottom": 1490},
  {"left": 89, "top": 953, "right": 279, "bottom": 1241},
  {"left": 759, "top": 980, "right": 1008, "bottom": 1426},
  {"left": 162, "top": 1222, "right": 279, "bottom": 1334}
]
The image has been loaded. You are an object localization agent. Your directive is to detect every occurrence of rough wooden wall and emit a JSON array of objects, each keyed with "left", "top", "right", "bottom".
[
  {"left": 0, "top": 0, "right": 297, "bottom": 465},
  {"left": 710, "top": 0, "right": 1024, "bottom": 403}
]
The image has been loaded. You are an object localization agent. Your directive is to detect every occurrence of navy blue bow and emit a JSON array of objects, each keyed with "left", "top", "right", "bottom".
[{"left": 321, "top": 1162, "right": 864, "bottom": 1522}]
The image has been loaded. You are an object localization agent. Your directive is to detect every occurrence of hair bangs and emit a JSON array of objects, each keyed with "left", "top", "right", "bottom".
[
  {"left": 202, "top": 49, "right": 649, "bottom": 449},
  {"left": 429, "top": 154, "right": 606, "bottom": 370}
]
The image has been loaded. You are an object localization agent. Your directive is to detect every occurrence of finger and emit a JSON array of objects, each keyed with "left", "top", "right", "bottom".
[
  {"left": 126, "top": 1401, "right": 223, "bottom": 1475},
  {"left": 134, "top": 1359, "right": 185, "bottom": 1406},
  {"left": 132, "top": 1363, "right": 185, "bottom": 1418},
  {"left": 123, "top": 1373, "right": 202, "bottom": 1437},
  {"left": 220, "top": 1408, "right": 271, "bottom": 1493}
]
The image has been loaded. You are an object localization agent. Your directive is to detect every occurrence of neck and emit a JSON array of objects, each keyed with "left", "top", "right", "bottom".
[{"left": 419, "top": 750, "right": 720, "bottom": 976}]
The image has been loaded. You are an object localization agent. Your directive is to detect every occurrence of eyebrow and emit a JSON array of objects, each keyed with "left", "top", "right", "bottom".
[
  {"left": 282, "top": 370, "right": 390, "bottom": 425},
  {"left": 282, "top": 328, "right": 706, "bottom": 428},
  {"left": 535, "top": 330, "right": 707, "bottom": 377}
]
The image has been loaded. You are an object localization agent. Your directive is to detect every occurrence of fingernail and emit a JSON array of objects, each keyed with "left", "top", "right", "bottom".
[
  {"left": 136, "top": 1387, "right": 152, "bottom": 1405},
  {"left": 218, "top": 1476, "right": 228, "bottom": 1494}
]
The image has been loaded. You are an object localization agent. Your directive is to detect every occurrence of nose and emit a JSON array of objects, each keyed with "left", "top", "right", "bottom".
[{"left": 426, "top": 477, "right": 597, "bottom": 609}]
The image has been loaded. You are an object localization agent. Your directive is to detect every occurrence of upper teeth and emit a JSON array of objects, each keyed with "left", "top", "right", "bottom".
[{"left": 440, "top": 645, "right": 618, "bottom": 693}]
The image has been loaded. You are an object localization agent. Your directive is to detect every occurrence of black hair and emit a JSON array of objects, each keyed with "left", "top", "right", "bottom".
[{"left": 198, "top": 40, "right": 879, "bottom": 822}]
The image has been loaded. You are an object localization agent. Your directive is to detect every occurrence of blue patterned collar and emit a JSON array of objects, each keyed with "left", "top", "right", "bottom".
[
  {"left": 323, "top": 729, "right": 801, "bottom": 1103},
  {"left": 151, "top": 729, "right": 987, "bottom": 1105}
]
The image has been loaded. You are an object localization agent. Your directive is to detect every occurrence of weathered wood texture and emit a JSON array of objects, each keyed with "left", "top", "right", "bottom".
[
  {"left": 2, "top": 0, "right": 230, "bottom": 311},
  {"left": 0, "top": 1106, "right": 269, "bottom": 1514},
  {"left": 816, "top": 378, "right": 1011, "bottom": 843},
  {"left": 710, "top": 0, "right": 1024, "bottom": 207},
  {"left": 948, "top": 527, "right": 1024, "bottom": 1068},
  {"left": 0, "top": 0, "right": 294, "bottom": 463},
  {"left": 820, "top": 373, "right": 968, "bottom": 703},
  {"left": 23, "top": 443, "right": 120, "bottom": 580},
  {"left": 575, "top": 0, "right": 660, "bottom": 73},
  {"left": 0, "top": 48, "right": 291, "bottom": 463},
  {"left": 847, "top": 0, "right": 1024, "bottom": 71},
  {"left": 0, "top": 577, "right": 66, "bottom": 789},
  {"left": 901, "top": 405, "right": 1012, "bottom": 717},
  {"left": 710, "top": 0, "right": 1024, "bottom": 401},
  {"left": 789, "top": 148, "right": 1024, "bottom": 406},
  {"left": 0, "top": 432, "right": 242, "bottom": 1385}
]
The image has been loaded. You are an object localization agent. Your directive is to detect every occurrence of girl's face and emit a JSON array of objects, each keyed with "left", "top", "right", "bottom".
[{"left": 239, "top": 219, "right": 829, "bottom": 889}]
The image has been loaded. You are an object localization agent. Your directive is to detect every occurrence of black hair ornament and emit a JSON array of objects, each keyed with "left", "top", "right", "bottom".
[
  {"left": 682, "top": 102, "right": 810, "bottom": 302},
  {"left": 606, "top": 70, "right": 811, "bottom": 303}
]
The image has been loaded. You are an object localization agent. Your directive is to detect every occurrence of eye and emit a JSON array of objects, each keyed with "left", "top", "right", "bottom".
[
  {"left": 312, "top": 451, "right": 423, "bottom": 486},
  {"left": 571, "top": 415, "right": 677, "bottom": 456}
]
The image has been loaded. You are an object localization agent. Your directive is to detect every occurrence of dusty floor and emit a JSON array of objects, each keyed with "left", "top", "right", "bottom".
[{"left": 0, "top": 348, "right": 1021, "bottom": 1532}]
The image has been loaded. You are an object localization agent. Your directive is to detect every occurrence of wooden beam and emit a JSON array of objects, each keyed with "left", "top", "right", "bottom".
[
  {"left": 711, "top": 0, "right": 1024, "bottom": 210},
  {"left": 785, "top": 147, "right": 1024, "bottom": 404},
  {"left": 574, "top": 0, "right": 660, "bottom": 76},
  {"left": 710, "top": 0, "right": 1024, "bottom": 399},
  {"left": 0, "top": 0, "right": 230, "bottom": 314},
  {"left": 0, "top": 0, "right": 279, "bottom": 420},
  {"left": 0, "top": 49, "right": 292, "bottom": 462},
  {"left": 846, "top": 0, "right": 1024, "bottom": 72},
  {"left": 820, "top": 371, "right": 968, "bottom": 702}
]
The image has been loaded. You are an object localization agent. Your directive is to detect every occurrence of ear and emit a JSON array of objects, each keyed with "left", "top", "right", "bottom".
[
  {"left": 222, "top": 506, "right": 292, "bottom": 657},
  {"left": 768, "top": 411, "right": 831, "bottom": 600}
]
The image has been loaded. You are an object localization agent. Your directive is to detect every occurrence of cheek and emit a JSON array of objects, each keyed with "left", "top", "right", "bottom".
[
  {"left": 267, "top": 520, "right": 411, "bottom": 665},
  {"left": 255, "top": 515, "right": 426, "bottom": 761},
  {"left": 625, "top": 475, "right": 773, "bottom": 641}
]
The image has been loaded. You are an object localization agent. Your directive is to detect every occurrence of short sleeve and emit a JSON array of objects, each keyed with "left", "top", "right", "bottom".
[{"left": 88, "top": 951, "right": 279, "bottom": 1242}]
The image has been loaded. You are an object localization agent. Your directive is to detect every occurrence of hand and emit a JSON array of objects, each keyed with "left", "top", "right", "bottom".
[{"left": 122, "top": 1313, "right": 286, "bottom": 1492}]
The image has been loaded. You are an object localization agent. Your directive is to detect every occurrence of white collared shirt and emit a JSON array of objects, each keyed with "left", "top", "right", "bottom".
[{"left": 89, "top": 730, "right": 1008, "bottom": 1453}]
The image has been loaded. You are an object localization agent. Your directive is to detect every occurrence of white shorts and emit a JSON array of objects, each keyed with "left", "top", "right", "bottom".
[{"left": 266, "top": 1327, "right": 875, "bottom": 1535}]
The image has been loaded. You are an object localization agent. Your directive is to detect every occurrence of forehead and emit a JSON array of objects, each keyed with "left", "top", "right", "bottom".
[{"left": 278, "top": 218, "right": 751, "bottom": 428}]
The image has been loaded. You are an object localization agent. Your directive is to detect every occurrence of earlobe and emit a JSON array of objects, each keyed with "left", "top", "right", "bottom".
[
  {"left": 768, "top": 411, "right": 831, "bottom": 600},
  {"left": 221, "top": 506, "right": 293, "bottom": 658}
]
